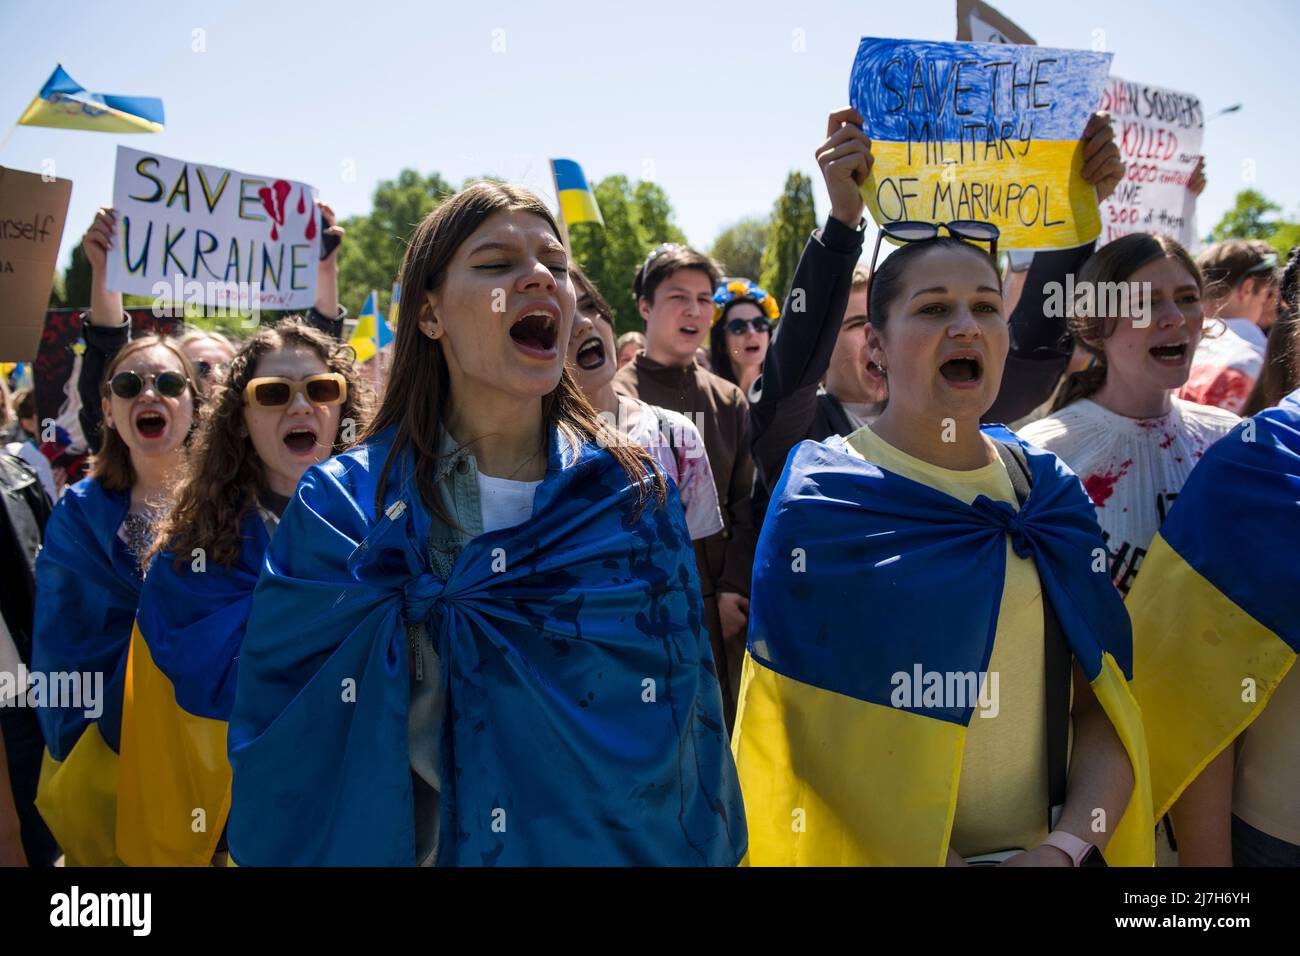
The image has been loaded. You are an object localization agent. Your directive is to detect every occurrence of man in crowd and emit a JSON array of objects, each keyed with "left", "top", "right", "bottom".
[{"left": 613, "top": 247, "right": 755, "bottom": 732}]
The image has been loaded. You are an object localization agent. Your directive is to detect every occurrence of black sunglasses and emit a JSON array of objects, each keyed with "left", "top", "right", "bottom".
[
  {"left": 637, "top": 242, "right": 685, "bottom": 292},
  {"left": 109, "top": 369, "right": 190, "bottom": 400},
  {"left": 868, "top": 220, "right": 1001, "bottom": 277},
  {"left": 725, "top": 316, "right": 772, "bottom": 336}
]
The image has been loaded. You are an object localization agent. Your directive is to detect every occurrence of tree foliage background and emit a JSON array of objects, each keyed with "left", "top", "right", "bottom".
[
  {"left": 758, "top": 171, "right": 816, "bottom": 304},
  {"left": 1210, "top": 189, "right": 1300, "bottom": 256}
]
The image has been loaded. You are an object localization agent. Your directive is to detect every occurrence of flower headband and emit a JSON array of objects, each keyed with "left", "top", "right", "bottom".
[{"left": 712, "top": 278, "right": 780, "bottom": 324}]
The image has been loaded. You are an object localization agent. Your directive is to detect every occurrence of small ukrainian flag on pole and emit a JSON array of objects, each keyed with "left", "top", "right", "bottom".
[
  {"left": 348, "top": 290, "right": 394, "bottom": 364},
  {"left": 550, "top": 159, "right": 603, "bottom": 252},
  {"left": 17, "top": 65, "right": 165, "bottom": 134}
]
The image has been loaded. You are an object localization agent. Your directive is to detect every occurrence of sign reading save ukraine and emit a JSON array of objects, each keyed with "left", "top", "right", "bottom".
[{"left": 850, "top": 38, "right": 1113, "bottom": 249}]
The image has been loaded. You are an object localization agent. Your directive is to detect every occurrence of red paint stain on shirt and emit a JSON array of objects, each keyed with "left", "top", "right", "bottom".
[{"left": 1083, "top": 459, "right": 1133, "bottom": 508}]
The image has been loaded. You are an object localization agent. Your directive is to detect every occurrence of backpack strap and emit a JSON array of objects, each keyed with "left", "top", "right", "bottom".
[{"left": 991, "top": 439, "right": 1071, "bottom": 827}]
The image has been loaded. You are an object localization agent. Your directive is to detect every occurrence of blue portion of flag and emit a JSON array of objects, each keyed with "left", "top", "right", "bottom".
[
  {"left": 137, "top": 511, "right": 271, "bottom": 722},
  {"left": 1158, "top": 389, "right": 1300, "bottom": 652},
  {"left": 32, "top": 477, "right": 137, "bottom": 758},
  {"left": 751, "top": 426, "right": 1132, "bottom": 724},
  {"left": 227, "top": 426, "right": 746, "bottom": 865}
]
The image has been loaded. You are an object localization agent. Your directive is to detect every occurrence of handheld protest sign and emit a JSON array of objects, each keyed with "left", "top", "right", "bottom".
[
  {"left": 1098, "top": 77, "right": 1204, "bottom": 250},
  {"left": 0, "top": 167, "right": 72, "bottom": 361},
  {"left": 850, "top": 38, "right": 1112, "bottom": 251},
  {"left": 106, "top": 146, "right": 319, "bottom": 313}
]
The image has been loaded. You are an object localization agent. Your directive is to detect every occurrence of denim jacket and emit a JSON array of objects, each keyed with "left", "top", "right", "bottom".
[{"left": 410, "top": 430, "right": 490, "bottom": 866}]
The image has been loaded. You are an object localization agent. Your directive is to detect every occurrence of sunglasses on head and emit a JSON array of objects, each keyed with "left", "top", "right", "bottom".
[
  {"left": 638, "top": 243, "right": 685, "bottom": 291},
  {"left": 109, "top": 369, "right": 190, "bottom": 400},
  {"left": 868, "top": 220, "right": 1001, "bottom": 277},
  {"left": 725, "top": 316, "right": 772, "bottom": 336},
  {"left": 243, "top": 373, "right": 347, "bottom": 408}
]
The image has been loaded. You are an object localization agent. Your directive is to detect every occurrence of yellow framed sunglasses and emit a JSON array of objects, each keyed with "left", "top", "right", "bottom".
[{"left": 243, "top": 373, "right": 347, "bottom": 408}]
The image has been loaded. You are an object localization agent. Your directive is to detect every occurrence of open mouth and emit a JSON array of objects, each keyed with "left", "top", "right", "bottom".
[
  {"left": 939, "top": 355, "right": 983, "bottom": 386},
  {"left": 576, "top": 336, "right": 605, "bottom": 371},
  {"left": 743, "top": 343, "right": 762, "bottom": 354},
  {"left": 1149, "top": 343, "right": 1188, "bottom": 365},
  {"left": 678, "top": 324, "right": 700, "bottom": 338},
  {"left": 282, "top": 426, "right": 318, "bottom": 454},
  {"left": 134, "top": 411, "right": 167, "bottom": 439},
  {"left": 509, "top": 309, "right": 559, "bottom": 356}
]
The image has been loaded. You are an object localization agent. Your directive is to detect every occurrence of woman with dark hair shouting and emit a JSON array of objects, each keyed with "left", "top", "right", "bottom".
[
  {"left": 733, "top": 227, "right": 1153, "bottom": 867},
  {"left": 226, "top": 183, "right": 745, "bottom": 866}
]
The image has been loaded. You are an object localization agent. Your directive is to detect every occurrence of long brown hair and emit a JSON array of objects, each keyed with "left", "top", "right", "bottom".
[
  {"left": 1051, "top": 234, "right": 1202, "bottom": 413},
  {"left": 91, "top": 335, "right": 200, "bottom": 493},
  {"left": 154, "top": 318, "right": 373, "bottom": 568},
  {"left": 363, "top": 181, "right": 664, "bottom": 523}
]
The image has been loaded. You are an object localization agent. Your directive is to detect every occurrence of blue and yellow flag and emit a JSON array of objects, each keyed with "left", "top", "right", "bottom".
[
  {"left": 116, "top": 512, "right": 271, "bottom": 866},
  {"left": 1127, "top": 390, "right": 1300, "bottom": 820},
  {"left": 347, "top": 290, "right": 394, "bottom": 363},
  {"left": 228, "top": 426, "right": 745, "bottom": 865},
  {"left": 31, "top": 476, "right": 138, "bottom": 866},
  {"left": 551, "top": 158, "right": 604, "bottom": 227},
  {"left": 848, "top": 39, "right": 1111, "bottom": 249},
  {"left": 18, "top": 65, "right": 165, "bottom": 134},
  {"left": 733, "top": 430, "right": 1154, "bottom": 866}
]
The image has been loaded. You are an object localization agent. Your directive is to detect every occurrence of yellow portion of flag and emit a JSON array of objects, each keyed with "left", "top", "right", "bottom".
[
  {"left": 865, "top": 138, "right": 1099, "bottom": 250},
  {"left": 34, "top": 724, "right": 123, "bottom": 867},
  {"left": 733, "top": 650, "right": 1154, "bottom": 866},
  {"left": 1129, "top": 533, "right": 1298, "bottom": 820},
  {"left": 559, "top": 189, "right": 604, "bottom": 227},
  {"left": 18, "top": 96, "right": 164, "bottom": 133},
  {"left": 117, "top": 624, "right": 231, "bottom": 866}
]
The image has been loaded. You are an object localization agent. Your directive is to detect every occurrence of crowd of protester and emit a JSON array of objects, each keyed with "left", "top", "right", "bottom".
[{"left": 0, "top": 105, "right": 1296, "bottom": 868}]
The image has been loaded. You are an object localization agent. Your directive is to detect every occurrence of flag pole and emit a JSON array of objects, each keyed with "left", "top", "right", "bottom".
[
  {"left": 549, "top": 160, "right": 572, "bottom": 255},
  {"left": 0, "top": 124, "right": 18, "bottom": 153},
  {"left": 371, "top": 289, "right": 382, "bottom": 396}
]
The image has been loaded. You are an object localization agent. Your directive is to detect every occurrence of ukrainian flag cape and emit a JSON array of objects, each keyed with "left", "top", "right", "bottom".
[
  {"left": 32, "top": 477, "right": 137, "bottom": 866},
  {"left": 733, "top": 429, "right": 1154, "bottom": 866},
  {"left": 1128, "top": 390, "right": 1300, "bottom": 819},
  {"left": 117, "top": 510, "right": 270, "bottom": 866},
  {"left": 228, "top": 426, "right": 745, "bottom": 866}
]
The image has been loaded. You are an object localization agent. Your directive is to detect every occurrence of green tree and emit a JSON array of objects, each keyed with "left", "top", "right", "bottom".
[
  {"left": 709, "top": 216, "right": 770, "bottom": 281},
  {"left": 759, "top": 171, "right": 816, "bottom": 303},
  {"left": 61, "top": 243, "right": 93, "bottom": 310},
  {"left": 1210, "top": 189, "right": 1300, "bottom": 257},
  {"left": 336, "top": 168, "right": 454, "bottom": 319},
  {"left": 569, "top": 174, "right": 688, "bottom": 336},
  {"left": 1211, "top": 189, "right": 1280, "bottom": 241}
]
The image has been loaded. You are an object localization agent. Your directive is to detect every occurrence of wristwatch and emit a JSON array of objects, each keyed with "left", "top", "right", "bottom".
[{"left": 1041, "top": 830, "right": 1106, "bottom": 867}]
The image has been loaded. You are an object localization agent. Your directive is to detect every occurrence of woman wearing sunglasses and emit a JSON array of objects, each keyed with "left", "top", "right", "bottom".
[
  {"left": 732, "top": 224, "right": 1154, "bottom": 867},
  {"left": 76, "top": 201, "right": 348, "bottom": 454},
  {"left": 116, "top": 319, "right": 370, "bottom": 866},
  {"left": 31, "top": 336, "right": 198, "bottom": 865},
  {"left": 225, "top": 183, "right": 745, "bottom": 866},
  {"left": 709, "top": 279, "right": 779, "bottom": 398}
]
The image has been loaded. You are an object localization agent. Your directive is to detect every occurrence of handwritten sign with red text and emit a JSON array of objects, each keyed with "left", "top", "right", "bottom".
[{"left": 106, "top": 146, "right": 318, "bottom": 311}]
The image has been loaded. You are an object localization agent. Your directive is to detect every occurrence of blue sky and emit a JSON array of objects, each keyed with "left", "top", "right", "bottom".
[{"left": 3, "top": 0, "right": 1297, "bottom": 293}]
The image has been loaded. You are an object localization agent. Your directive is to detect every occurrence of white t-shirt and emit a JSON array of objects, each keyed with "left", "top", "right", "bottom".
[
  {"left": 1019, "top": 397, "right": 1239, "bottom": 597},
  {"left": 475, "top": 472, "right": 541, "bottom": 534},
  {"left": 1179, "top": 318, "right": 1268, "bottom": 414},
  {"left": 622, "top": 400, "right": 723, "bottom": 541}
]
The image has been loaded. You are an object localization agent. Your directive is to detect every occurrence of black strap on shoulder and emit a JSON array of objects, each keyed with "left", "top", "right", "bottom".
[
  {"left": 819, "top": 393, "right": 856, "bottom": 438},
  {"left": 991, "top": 440, "right": 1071, "bottom": 825}
]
